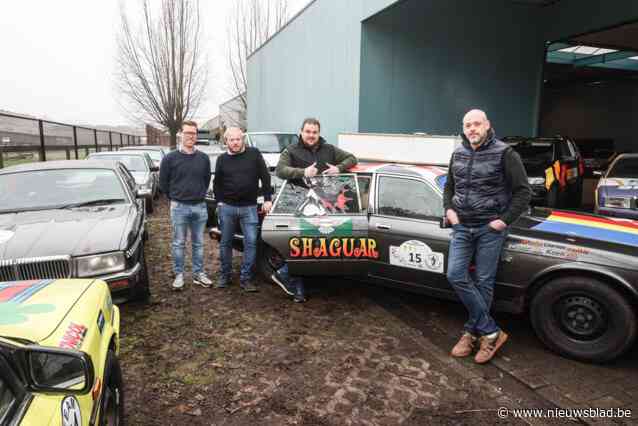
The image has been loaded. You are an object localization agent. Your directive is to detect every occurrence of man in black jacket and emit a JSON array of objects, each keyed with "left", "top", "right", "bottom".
[
  {"left": 160, "top": 120, "right": 213, "bottom": 291},
  {"left": 444, "top": 109, "right": 531, "bottom": 364},
  {"left": 273, "top": 118, "right": 357, "bottom": 302},
  {"left": 214, "top": 127, "right": 272, "bottom": 291}
]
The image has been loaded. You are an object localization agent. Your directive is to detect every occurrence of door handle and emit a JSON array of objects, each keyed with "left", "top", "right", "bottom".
[
  {"left": 376, "top": 223, "right": 391, "bottom": 230},
  {"left": 275, "top": 224, "right": 289, "bottom": 228}
]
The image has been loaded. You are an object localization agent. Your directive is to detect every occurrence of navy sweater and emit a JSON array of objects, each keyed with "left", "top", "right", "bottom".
[{"left": 159, "top": 149, "right": 211, "bottom": 203}]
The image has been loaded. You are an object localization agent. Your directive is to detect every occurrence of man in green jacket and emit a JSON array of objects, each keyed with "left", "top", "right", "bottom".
[
  {"left": 276, "top": 118, "right": 357, "bottom": 180},
  {"left": 273, "top": 118, "right": 357, "bottom": 302}
]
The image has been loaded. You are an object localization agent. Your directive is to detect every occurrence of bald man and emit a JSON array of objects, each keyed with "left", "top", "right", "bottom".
[{"left": 443, "top": 109, "right": 531, "bottom": 364}]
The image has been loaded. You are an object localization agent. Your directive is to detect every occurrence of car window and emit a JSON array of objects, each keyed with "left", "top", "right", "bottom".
[
  {"left": 357, "top": 176, "right": 371, "bottom": 213},
  {"left": 509, "top": 141, "right": 554, "bottom": 164},
  {"left": 377, "top": 176, "right": 443, "bottom": 220},
  {"left": 91, "top": 155, "right": 147, "bottom": 172},
  {"left": 608, "top": 158, "right": 638, "bottom": 178},
  {"left": 248, "top": 134, "right": 298, "bottom": 153},
  {"left": 271, "top": 175, "right": 361, "bottom": 216},
  {"left": 0, "top": 375, "right": 16, "bottom": 421},
  {"left": 0, "top": 169, "right": 128, "bottom": 212}
]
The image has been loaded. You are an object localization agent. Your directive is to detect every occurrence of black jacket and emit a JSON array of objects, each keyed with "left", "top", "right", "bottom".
[{"left": 276, "top": 137, "right": 357, "bottom": 180}]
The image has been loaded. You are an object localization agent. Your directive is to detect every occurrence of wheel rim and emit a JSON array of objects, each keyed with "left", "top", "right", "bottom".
[{"left": 554, "top": 294, "right": 608, "bottom": 340}]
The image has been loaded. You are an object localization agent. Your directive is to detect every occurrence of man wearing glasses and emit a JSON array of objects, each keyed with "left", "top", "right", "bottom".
[{"left": 159, "top": 120, "right": 213, "bottom": 290}]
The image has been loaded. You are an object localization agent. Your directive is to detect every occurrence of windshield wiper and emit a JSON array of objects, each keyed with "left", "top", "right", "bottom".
[{"left": 61, "top": 198, "right": 126, "bottom": 209}]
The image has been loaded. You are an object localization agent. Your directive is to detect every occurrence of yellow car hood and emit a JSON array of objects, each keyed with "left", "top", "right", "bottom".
[{"left": 0, "top": 279, "right": 92, "bottom": 343}]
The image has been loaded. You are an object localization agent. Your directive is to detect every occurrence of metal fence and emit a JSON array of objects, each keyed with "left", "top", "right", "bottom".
[{"left": 0, "top": 112, "right": 143, "bottom": 169}]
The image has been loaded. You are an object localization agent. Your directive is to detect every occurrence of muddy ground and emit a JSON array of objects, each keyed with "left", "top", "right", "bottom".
[{"left": 119, "top": 198, "right": 545, "bottom": 425}]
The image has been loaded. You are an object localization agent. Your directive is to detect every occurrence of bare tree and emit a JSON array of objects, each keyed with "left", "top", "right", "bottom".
[
  {"left": 227, "top": 0, "right": 289, "bottom": 127},
  {"left": 116, "top": 0, "right": 207, "bottom": 148}
]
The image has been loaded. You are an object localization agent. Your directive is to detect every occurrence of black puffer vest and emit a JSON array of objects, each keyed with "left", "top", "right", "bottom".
[
  {"left": 451, "top": 130, "right": 511, "bottom": 225},
  {"left": 287, "top": 137, "right": 337, "bottom": 174}
]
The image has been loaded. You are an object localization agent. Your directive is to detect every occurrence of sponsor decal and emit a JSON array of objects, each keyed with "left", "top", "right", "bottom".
[
  {"left": 389, "top": 240, "right": 444, "bottom": 273},
  {"left": 0, "top": 280, "right": 56, "bottom": 325},
  {"left": 61, "top": 396, "right": 82, "bottom": 426},
  {"left": 300, "top": 217, "right": 353, "bottom": 236},
  {"left": 533, "top": 211, "right": 638, "bottom": 247},
  {"left": 97, "top": 310, "right": 105, "bottom": 334},
  {"left": 0, "top": 230, "right": 14, "bottom": 244},
  {"left": 506, "top": 238, "right": 591, "bottom": 260},
  {"left": 289, "top": 237, "right": 379, "bottom": 259},
  {"left": 59, "top": 323, "right": 88, "bottom": 350}
]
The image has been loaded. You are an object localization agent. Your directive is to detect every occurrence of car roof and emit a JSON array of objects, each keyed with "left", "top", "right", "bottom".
[
  {"left": 89, "top": 150, "right": 150, "bottom": 157},
  {"left": 503, "top": 136, "right": 566, "bottom": 144},
  {"left": 0, "top": 160, "right": 119, "bottom": 174},
  {"left": 615, "top": 153, "right": 638, "bottom": 160},
  {"left": 120, "top": 145, "right": 165, "bottom": 151},
  {"left": 350, "top": 162, "right": 447, "bottom": 182}
]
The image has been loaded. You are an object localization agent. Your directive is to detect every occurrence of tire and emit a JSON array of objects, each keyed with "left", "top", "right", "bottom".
[
  {"left": 133, "top": 250, "right": 151, "bottom": 302},
  {"left": 99, "top": 350, "right": 124, "bottom": 426},
  {"left": 145, "top": 199, "right": 154, "bottom": 214},
  {"left": 530, "top": 276, "right": 637, "bottom": 363},
  {"left": 257, "top": 244, "right": 286, "bottom": 283}
]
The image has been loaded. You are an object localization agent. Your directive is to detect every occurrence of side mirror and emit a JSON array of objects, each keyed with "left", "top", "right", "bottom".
[{"left": 23, "top": 346, "right": 94, "bottom": 394}]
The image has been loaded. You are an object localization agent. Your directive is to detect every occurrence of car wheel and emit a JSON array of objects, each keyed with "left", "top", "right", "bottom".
[
  {"left": 530, "top": 276, "right": 637, "bottom": 363},
  {"left": 145, "top": 199, "right": 154, "bottom": 214},
  {"left": 257, "top": 244, "right": 286, "bottom": 283},
  {"left": 134, "top": 251, "right": 151, "bottom": 302},
  {"left": 99, "top": 350, "right": 124, "bottom": 426}
]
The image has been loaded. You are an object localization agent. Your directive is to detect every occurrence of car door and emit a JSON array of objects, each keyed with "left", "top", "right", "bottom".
[
  {"left": 261, "top": 174, "right": 373, "bottom": 277},
  {"left": 368, "top": 173, "right": 453, "bottom": 294}
]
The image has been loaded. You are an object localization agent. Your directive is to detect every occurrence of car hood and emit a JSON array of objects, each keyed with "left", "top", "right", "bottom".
[
  {"left": 515, "top": 208, "right": 638, "bottom": 251},
  {"left": 0, "top": 279, "right": 93, "bottom": 343},
  {"left": 0, "top": 204, "right": 133, "bottom": 259}
]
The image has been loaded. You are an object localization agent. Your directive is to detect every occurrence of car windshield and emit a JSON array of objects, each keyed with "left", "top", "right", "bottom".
[
  {"left": 122, "top": 150, "right": 162, "bottom": 162},
  {"left": 608, "top": 158, "right": 638, "bottom": 178},
  {"left": 509, "top": 141, "right": 554, "bottom": 164},
  {"left": 272, "top": 175, "right": 360, "bottom": 215},
  {"left": 91, "top": 155, "right": 147, "bottom": 172},
  {"left": 249, "top": 134, "right": 297, "bottom": 153},
  {"left": 0, "top": 169, "right": 128, "bottom": 213}
]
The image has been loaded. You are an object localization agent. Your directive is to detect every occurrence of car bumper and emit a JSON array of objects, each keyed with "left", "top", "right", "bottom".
[
  {"left": 595, "top": 206, "right": 638, "bottom": 220},
  {"left": 96, "top": 262, "right": 143, "bottom": 303}
]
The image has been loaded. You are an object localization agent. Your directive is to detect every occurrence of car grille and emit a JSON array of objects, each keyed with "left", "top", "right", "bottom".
[{"left": 0, "top": 256, "right": 72, "bottom": 281}]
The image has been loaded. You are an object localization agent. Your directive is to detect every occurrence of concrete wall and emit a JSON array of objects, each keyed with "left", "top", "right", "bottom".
[
  {"left": 248, "top": 0, "right": 368, "bottom": 144},
  {"left": 540, "top": 81, "right": 638, "bottom": 153},
  {"left": 359, "top": 0, "right": 545, "bottom": 137}
]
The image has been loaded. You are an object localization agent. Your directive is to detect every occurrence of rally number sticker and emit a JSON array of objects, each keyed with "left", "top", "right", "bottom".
[{"left": 389, "top": 240, "right": 444, "bottom": 273}]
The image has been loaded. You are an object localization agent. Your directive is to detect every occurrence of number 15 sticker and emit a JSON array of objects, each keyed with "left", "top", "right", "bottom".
[{"left": 389, "top": 240, "right": 444, "bottom": 273}]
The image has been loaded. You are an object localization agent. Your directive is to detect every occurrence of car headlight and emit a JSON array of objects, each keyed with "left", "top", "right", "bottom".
[
  {"left": 602, "top": 197, "right": 631, "bottom": 209},
  {"left": 528, "top": 177, "right": 545, "bottom": 185},
  {"left": 76, "top": 252, "right": 125, "bottom": 277}
]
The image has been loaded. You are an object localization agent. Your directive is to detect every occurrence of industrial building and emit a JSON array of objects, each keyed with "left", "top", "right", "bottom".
[{"left": 248, "top": 0, "right": 638, "bottom": 152}]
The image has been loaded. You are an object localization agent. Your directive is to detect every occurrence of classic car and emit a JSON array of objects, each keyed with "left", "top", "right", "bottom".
[
  {"left": 212, "top": 163, "right": 638, "bottom": 363},
  {"left": 118, "top": 145, "right": 168, "bottom": 173},
  {"left": 595, "top": 153, "right": 638, "bottom": 220},
  {"left": 503, "top": 136, "right": 584, "bottom": 208},
  {"left": 87, "top": 151, "right": 159, "bottom": 213},
  {"left": 0, "top": 160, "right": 150, "bottom": 303},
  {"left": 0, "top": 278, "right": 122, "bottom": 425}
]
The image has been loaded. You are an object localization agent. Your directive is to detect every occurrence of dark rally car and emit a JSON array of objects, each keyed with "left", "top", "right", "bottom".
[
  {"left": 0, "top": 160, "right": 150, "bottom": 303},
  {"left": 242, "top": 163, "right": 638, "bottom": 363}
]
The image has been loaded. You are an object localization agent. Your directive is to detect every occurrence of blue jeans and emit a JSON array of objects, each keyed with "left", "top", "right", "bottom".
[
  {"left": 446, "top": 223, "right": 507, "bottom": 336},
  {"left": 218, "top": 203, "right": 259, "bottom": 283},
  {"left": 170, "top": 201, "right": 208, "bottom": 275},
  {"left": 277, "top": 264, "right": 305, "bottom": 299}
]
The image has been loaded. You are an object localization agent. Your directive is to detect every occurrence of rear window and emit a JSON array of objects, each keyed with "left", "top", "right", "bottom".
[
  {"left": 508, "top": 141, "right": 554, "bottom": 163},
  {"left": 608, "top": 158, "right": 638, "bottom": 178}
]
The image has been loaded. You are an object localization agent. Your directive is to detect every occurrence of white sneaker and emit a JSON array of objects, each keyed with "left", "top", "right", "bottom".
[
  {"left": 172, "top": 273, "right": 185, "bottom": 291},
  {"left": 193, "top": 272, "right": 213, "bottom": 288}
]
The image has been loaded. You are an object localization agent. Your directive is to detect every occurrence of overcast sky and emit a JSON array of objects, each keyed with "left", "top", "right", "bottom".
[{"left": 0, "top": 0, "right": 308, "bottom": 127}]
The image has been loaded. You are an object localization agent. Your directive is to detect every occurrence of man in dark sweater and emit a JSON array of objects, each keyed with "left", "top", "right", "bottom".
[
  {"left": 160, "top": 120, "right": 213, "bottom": 291},
  {"left": 444, "top": 109, "right": 531, "bottom": 364},
  {"left": 213, "top": 127, "right": 272, "bottom": 291}
]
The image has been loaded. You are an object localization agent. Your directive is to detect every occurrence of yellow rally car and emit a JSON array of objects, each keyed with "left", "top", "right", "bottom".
[{"left": 0, "top": 279, "right": 122, "bottom": 425}]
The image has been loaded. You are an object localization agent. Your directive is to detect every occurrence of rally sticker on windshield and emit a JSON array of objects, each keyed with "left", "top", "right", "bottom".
[{"left": 389, "top": 240, "right": 444, "bottom": 273}]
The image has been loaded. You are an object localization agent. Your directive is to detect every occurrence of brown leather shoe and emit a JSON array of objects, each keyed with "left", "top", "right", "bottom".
[
  {"left": 450, "top": 332, "right": 477, "bottom": 357},
  {"left": 474, "top": 331, "right": 508, "bottom": 364}
]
